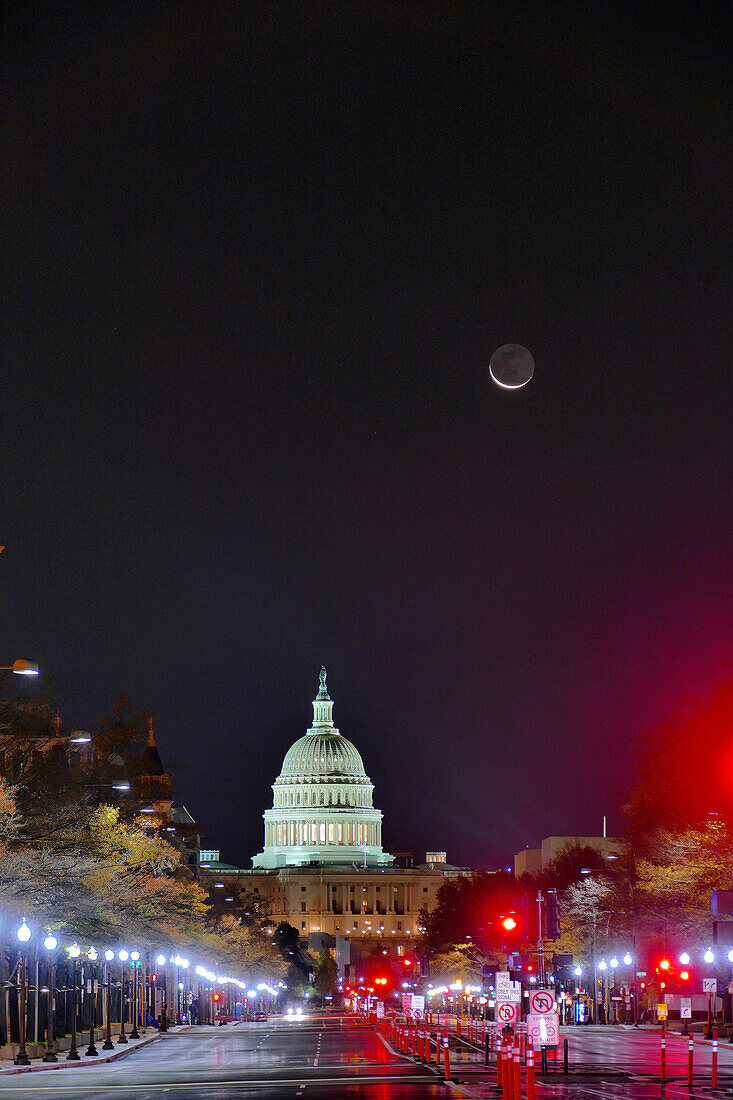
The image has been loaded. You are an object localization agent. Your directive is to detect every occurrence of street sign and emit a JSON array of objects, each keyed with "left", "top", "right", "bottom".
[
  {"left": 680, "top": 998, "right": 692, "bottom": 1019},
  {"left": 497, "top": 1002, "right": 520, "bottom": 1027},
  {"left": 495, "top": 971, "right": 511, "bottom": 994},
  {"left": 376, "top": 1001, "right": 385, "bottom": 1018},
  {"left": 657, "top": 1003, "right": 668, "bottom": 1020},
  {"left": 526, "top": 1013, "right": 560, "bottom": 1047},
  {"left": 402, "top": 993, "right": 413, "bottom": 1016},
  {"left": 504, "top": 981, "right": 522, "bottom": 1003},
  {"left": 529, "top": 989, "right": 555, "bottom": 1015},
  {"left": 703, "top": 978, "right": 718, "bottom": 994},
  {"left": 411, "top": 995, "right": 425, "bottom": 1020}
]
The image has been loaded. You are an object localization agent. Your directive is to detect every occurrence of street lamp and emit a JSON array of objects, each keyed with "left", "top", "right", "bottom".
[
  {"left": 0, "top": 659, "right": 39, "bottom": 675},
  {"left": 102, "top": 950, "right": 115, "bottom": 1050},
  {"left": 156, "top": 953, "right": 168, "bottom": 1032},
  {"left": 703, "top": 948, "right": 715, "bottom": 1038},
  {"left": 67, "top": 944, "right": 81, "bottom": 1061},
  {"left": 130, "top": 952, "right": 140, "bottom": 1039},
  {"left": 117, "top": 951, "right": 129, "bottom": 1043},
  {"left": 15, "top": 920, "right": 32, "bottom": 1066},
  {"left": 85, "top": 948, "right": 99, "bottom": 1056},
  {"left": 42, "top": 932, "right": 58, "bottom": 1063},
  {"left": 609, "top": 959, "right": 619, "bottom": 1023}
]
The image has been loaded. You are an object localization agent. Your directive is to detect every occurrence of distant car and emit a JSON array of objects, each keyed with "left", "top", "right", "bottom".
[{"left": 254, "top": 1012, "right": 268, "bottom": 1021}]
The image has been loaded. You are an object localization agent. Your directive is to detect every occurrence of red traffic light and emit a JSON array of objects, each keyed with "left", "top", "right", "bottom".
[
  {"left": 212, "top": 993, "right": 221, "bottom": 1002},
  {"left": 150, "top": 973, "right": 157, "bottom": 983},
  {"left": 659, "top": 959, "right": 670, "bottom": 971},
  {"left": 403, "top": 958, "right": 413, "bottom": 967},
  {"left": 501, "top": 916, "right": 517, "bottom": 932}
]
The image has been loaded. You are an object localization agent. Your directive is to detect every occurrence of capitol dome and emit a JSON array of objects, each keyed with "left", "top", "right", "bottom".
[
  {"left": 279, "top": 732, "right": 367, "bottom": 780},
  {"left": 252, "top": 668, "right": 394, "bottom": 869}
]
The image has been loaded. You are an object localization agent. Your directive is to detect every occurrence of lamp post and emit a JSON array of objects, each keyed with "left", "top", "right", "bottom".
[
  {"left": 573, "top": 966, "right": 582, "bottom": 1024},
  {"left": 130, "top": 952, "right": 140, "bottom": 1039},
  {"left": 102, "top": 951, "right": 115, "bottom": 1050},
  {"left": 0, "top": 659, "right": 39, "bottom": 676},
  {"left": 598, "top": 960, "right": 608, "bottom": 1025},
  {"left": 85, "top": 948, "right": 99, "bottom": 1056},
  {"left": 42, "top": 933, "right": 58, "bottom": 1062},
  {"left": 67, "top": 944, "right": 81, "bottom": 1060},
  {"left": 156, "top": 954, "right": 168, "bottom": 1031},
  {"left": 14, "top": 919, "right": 32, "bottom": 1066},
  {"left": 622, "top": 953, "right": 634, "bottom": 1025},
  {"left": 704, "top": 948, "right": 715, "bottom": 1039},
  {"left": 181, "top": 959, "right": 189, "bottom": 1023},
  {"left": 117, "top": 951, "right": 129, "bottom": 1043},
  {"left": 609, "top": 958, "right": 619, "bottom": 1023}
]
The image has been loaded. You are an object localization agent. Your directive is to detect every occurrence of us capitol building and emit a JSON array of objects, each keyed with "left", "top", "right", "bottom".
[{"left": 200, "top": 668, "right": 463, "bottom": 952}]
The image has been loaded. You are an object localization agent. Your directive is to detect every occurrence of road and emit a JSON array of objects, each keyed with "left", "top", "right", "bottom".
[
  {"left": 449, "top": 1024, "right": 733, "bottom": 1098},
  {"left": 0, "top": 1018, "right": 446, "bottom": 1099}
]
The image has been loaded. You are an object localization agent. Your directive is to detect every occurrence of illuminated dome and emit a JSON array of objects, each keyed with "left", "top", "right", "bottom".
[
  {"left": 252, "top": 668, "right": 394, "bottom": 869},
  {"left": 279, "top": 732, "right": 367, "bottom": 780}
]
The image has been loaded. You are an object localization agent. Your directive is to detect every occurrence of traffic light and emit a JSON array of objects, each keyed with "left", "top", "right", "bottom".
[
  {"left": 403, "top": 958, "right": 413, "bottom": 968},
  {"left": 501, "top": 915, "right": 517, "bottom": 932},
  {"left": 212, "top": 992, "right": 221, "bottom": 1002},
  {"left": 545, "top": 893, "right": 560, "bottom": 939},
  {"left": 150, "top": 973, "right": 157, "bottom": 983}
]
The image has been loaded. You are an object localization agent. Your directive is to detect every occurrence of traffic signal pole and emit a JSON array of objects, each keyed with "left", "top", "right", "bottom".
[{"left": 536, "top": 892, "right": 545, "bottom": 987}]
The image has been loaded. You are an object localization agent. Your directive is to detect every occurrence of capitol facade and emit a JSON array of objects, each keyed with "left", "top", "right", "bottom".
[{"left": 252, "top": 668, "right": 393, "bottom": 868}]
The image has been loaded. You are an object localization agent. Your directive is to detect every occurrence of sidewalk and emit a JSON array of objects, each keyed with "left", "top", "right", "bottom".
[{"left": 0, "top": 1024, "right": 190, "bottom": 1076}]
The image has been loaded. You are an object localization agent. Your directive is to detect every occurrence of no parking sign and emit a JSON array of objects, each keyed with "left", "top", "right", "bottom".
[{"left": 497, "top": 1002, "right": 520, "bottom": 1027}]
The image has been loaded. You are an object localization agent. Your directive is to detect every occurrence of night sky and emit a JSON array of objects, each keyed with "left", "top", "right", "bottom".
[{"left": 3, "top": 3, "right": 730, "bottom": 870}]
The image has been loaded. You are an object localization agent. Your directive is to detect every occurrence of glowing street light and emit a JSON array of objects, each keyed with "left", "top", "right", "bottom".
[
  {"left": 117, "top": 951, "right": 129, "bottom": 1044},
  {"left": 14, "top": 921, "right": 32, "bottom": 1066},
  {"left": 85, "top": 948, "right": 99, "bottom": 1057},
  {"left": 67, "top": 944, "right": 82, "bottom": 1061},
  {"left": 130, "top": 952, "right": 141, "bottom": 1039},
  {"left": 1, "top": 659, "right": 39, "bottom": 676},
  {"left": 42, "top": 933, "right": 59, "bottom": 1063}
]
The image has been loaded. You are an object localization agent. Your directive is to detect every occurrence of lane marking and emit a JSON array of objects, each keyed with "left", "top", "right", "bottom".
[{"left": 0, "top": 1071, "right": 441, "bottom": 1092}]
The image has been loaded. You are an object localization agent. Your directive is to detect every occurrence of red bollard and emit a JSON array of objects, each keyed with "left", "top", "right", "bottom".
[
  {"left": 496, "top": 1036, "right": 503, "bottom": 1085},
  {"left": 443, "top": 1037, "right": 451, "bottom": 1081},
  {"left": 513, "top": 1034, "right": 521, "bottom": 1098},
  {"left": 712, "top": 1031, "right": 718, "bottom": 1088},
  {"left": 456, "top": 1017, "right": 462, "bottom": 1038},
  {"left": 502, "top": 1039, "right": 512, "bottom": 1099},
  {"left": 687, "top": 1034, "right": 694, "bottom": 1088},
  {"left": 526, "top": 1037, "right": 535, "bottom": 1100},
  {"left": 660, "top": 1027, "right": 666, "bottom": 1084}
]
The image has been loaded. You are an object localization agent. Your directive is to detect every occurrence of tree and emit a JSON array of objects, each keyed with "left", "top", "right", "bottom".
[
  {"left": 312, "top": 948, "right": 338, "bottom": 1003},
  {"left": 419, "top": 871, "right": 528, "bottom": 959},
  {"left": 273, "top": 922, "right": 311, "bottom": 992}
]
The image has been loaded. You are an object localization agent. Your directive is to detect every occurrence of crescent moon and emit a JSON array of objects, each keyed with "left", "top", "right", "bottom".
[{"left": 489, "top": 344, "right": 535, "bottom": 389}]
